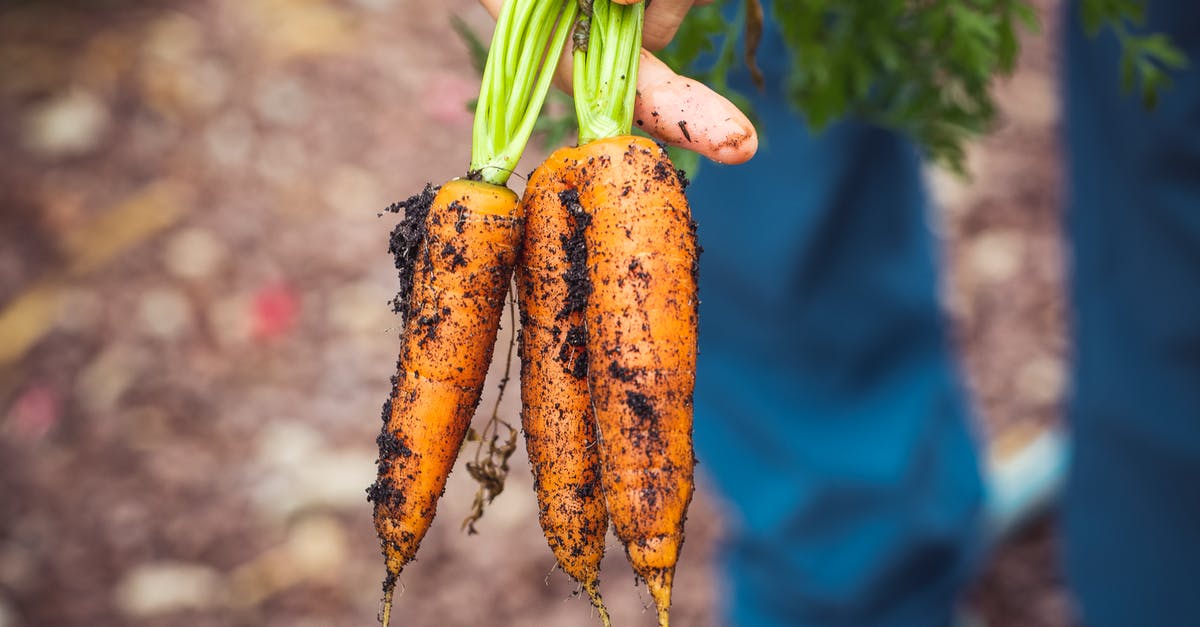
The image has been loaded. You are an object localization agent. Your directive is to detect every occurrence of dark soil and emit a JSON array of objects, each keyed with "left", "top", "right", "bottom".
[
  {"left": 385, "top": 183, "right": 437, "bottom": 314},
  {"left": 557, "top": 187, "right": 592, "bottom": 320}
]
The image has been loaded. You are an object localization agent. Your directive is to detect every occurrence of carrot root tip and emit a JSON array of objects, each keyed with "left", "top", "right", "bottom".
[
  {"left": 584, "top": 580, "right": 611, "bottom": 627},
  {"left": 379, "top": 580, "right": 395, "bottom": 627}
]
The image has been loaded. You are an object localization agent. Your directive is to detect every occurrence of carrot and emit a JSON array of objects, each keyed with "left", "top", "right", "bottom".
[
  {"left": 369, "top": 178, "right": 521, "bottom": 616},
  {"left": 367, "top": 0, "right": 578, "bottom": 624},
  {"left": 566, "top": 3, "right": 699, "bottom": 625},
  {"left": 517, "top": 137, "right": 695, "bottom": 627},
  {"left": 517, "top": 138, "right": 696, "bottom": 627},
  {"left": 577, "top": 135, "right": 697, "bottom": 627},
  {"left": 516, "top": 147, "right": 611, "bottom": 623}
]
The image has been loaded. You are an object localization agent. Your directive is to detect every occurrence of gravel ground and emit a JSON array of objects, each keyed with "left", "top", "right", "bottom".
[{"left": 0, "top": 1, "right": 1070, "bottom": 625}]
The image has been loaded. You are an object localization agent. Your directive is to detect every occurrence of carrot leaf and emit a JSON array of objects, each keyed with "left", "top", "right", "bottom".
[
  {"left": 573, "top": 0, "right": 644, "bottom": 143},
  {"left": 470, "top": 0, "right": 578, "bottom": 185}
]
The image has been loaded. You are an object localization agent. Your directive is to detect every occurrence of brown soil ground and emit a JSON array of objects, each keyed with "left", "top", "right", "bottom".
[{"left": 0, "top": 1, "right": 1070, "bottom": 625}]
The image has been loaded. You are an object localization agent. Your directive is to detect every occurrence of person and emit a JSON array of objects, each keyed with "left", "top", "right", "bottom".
[
  {"left": 477, "top": 0, "right": 1200, "bottom": 624},
  {"left": 672, "top": 5, "right": 984, "bottom": 625},
  {"left": 1059, "top": 3, "right": 1200, "bottom": 626}
]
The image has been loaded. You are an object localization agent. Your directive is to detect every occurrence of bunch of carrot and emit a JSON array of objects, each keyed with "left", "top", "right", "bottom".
[{"left": 369, "top": 1, "right": 711, "bottom": 625}]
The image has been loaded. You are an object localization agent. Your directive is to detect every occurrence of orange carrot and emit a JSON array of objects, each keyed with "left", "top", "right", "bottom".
[
  {"left": 551, "top": 1, "right": 700, "bottom": 621},
  {"left": 368, "top": 179, "right": 522, "bottom": 623},
  {"left": 516, "top": 147, "right": 611, "bottom": 622},
  {"left": 367, "top": 0, "right": 579, "bottom": 621},
  {"left": 575, "top": 134, "right": 698, "bottom": 627}
]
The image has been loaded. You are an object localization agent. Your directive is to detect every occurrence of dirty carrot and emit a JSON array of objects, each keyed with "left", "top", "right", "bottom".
[
  {"left": 371, "top": 179, "right": 521, "bottom": 617},
  {"left": 515, "top": 147, "right": 611, "bottom": 624},
  {"left": 567, "top": 2, "right": 699, "bottom": 625},
  {"left": 366, "top": 0, "right": 577, "bottom": 624},
  {"left": 578, "top": 135, "right": 697, "bottom": 627}
]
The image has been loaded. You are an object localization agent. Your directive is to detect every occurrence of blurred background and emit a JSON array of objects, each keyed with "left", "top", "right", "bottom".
[{"left": 0, "top": 0, "right": 1069, "bottom": 625}]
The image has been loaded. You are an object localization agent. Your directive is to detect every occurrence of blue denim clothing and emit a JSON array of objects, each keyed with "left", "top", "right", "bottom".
[
  {"left": 686, "top": 3, "right": 984, "bottom": 625},
  {"left": 688, "top": 0, "right": 1200, "bottom": 624},
  {"left": 1062, "top": 2, "right": 1200, "bottom": 625}
]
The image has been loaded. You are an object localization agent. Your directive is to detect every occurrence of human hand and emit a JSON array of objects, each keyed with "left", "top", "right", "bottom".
[{"left": 476, "top": 0, "right": 757, "bottom": 164}]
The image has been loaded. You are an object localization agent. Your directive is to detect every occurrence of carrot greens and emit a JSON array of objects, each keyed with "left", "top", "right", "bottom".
[
  {"left": 572, "top": 0, "right": 644, "bottom": 144},
  {"left": 470, "top": 0, "right": 578, "bottom": 185}
]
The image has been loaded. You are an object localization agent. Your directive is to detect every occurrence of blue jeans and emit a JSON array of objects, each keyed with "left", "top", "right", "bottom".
[
  {"left": 688, "top": 4, "right": 983, "bottom": 625},
  {"left": 1063, "top": 1, "right": 1200, "bottom": 625},
  {"left": 688, "top": 0, "right": 1200, "bottom": 624}
]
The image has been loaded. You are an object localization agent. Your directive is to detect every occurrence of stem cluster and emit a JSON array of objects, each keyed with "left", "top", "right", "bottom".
[
  {"left": 573, "top": 0, "right": 644, "bottom": 144},
  {"left": 471, "top": 0, "right": 578, "bottom": 185}
]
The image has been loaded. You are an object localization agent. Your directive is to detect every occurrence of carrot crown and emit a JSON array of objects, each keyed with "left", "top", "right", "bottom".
[
  {"left": 573, "top": 0, "right": 644, "bottom": 144},
  {"left": 470, "top": 0, "right": 578, "bottom": 186}
]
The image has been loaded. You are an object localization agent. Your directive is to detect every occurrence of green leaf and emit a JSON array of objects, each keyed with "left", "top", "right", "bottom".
[
  {"left": 532, "top": 91, "right": 578, "bottom": 150},
  {"left": 1120, "top": 47, "right": 1137, "bottom": 92},
  {"left": 450, "top": 15, "right": 489, "bottom": 76},
  {"left": 658, "top": 0, "right": 1183, "bottom": 174},
  {"left": 1015, "top": 3, "right": 1041, "bottom": 32},
  {"left": 659, "top": 4, "right": 726, "bottom": 74},
  {"left": 1141, "top": 33, "right": 1189, "bottom": 69}
]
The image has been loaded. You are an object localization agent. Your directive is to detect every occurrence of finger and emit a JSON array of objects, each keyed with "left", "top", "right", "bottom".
[
  {"left": 569, "top": 0, "right": 697, "bottom": 51},
  {"left": 474, "top": 0, "right": 757, "bottom": 164},
  {"left": 641, "top": 0, "right": 694, "bottom": 51},
  {"left": 632, "top": 49, "right": 757, "bottom": 164},
  {"left": 555, "top": 49, "right": 756, "bottom": 164},
  {"left": 479, "top": 0, "right": 501, "bottom": 19},
  {"left": 481, "top": 0, "right": 697, "bottom": 52}
]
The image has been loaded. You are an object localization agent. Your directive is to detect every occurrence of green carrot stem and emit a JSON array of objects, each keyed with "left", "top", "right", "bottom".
[
  {"left": 505, "top": 0, "right": 560, "bottom": 132},
  {"left": 573, "top": 0, "right": 644, "bottom": 144},
  {"left": 470, "top": 0, "right": 578, "bottom": 186}
]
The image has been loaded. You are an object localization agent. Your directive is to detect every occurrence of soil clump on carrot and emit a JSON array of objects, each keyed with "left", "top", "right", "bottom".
[
  {"left": 384, "top": 183, "right": 437, "bottom": 313},
  {"left": 557, "top": 188, "right": 592, "bottom": 319},
  {"left": 556, "top": 187, "right": 592, "bottom": 380}
]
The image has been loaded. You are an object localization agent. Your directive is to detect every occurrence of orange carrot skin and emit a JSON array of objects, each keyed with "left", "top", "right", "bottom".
[
  {"left": 517, "top": 147, "right": 609, "bottom": 592},
  {"left": 575, "top": 135, "right": 698, "bottom": 622},
  {"left": 370, "top": 178, "right": 522, "bottom": 582}
]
